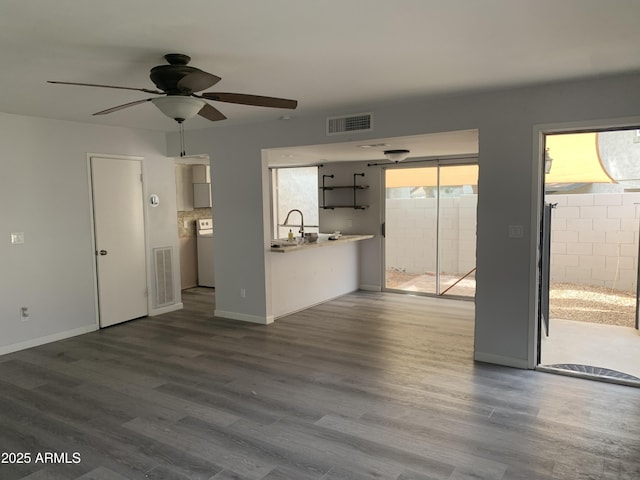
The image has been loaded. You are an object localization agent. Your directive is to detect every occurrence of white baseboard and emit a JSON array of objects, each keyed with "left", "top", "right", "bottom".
[
  {"left": 474, "top": 351, "right": 530, "bottom": 370},
  {"left": 359, "top": 284, "right": 381, "bottom": 292},
  {"left": 150, "top": 302, "right": 183, "bottom": 316},
  {"left": 214, "top": 309, "right": 274, "bottom": 325},
  {"left": 272, "top": 290, "right": 361, "bottom": 320},
  {"left": 0, "top": 325, "right": 97, "bottom": 356}
]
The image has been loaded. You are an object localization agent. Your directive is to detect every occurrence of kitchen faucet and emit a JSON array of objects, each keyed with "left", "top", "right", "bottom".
[{"left": 283, "top": 209, "right": 304, "bottom": 238}]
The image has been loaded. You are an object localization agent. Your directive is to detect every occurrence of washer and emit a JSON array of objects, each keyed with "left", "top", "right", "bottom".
[{"left": 196, "top": 218, "right": 215, "bottom": 287}]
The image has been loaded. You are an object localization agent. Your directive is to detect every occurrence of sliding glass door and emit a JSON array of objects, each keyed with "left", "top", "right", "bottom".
[{"left": 384, "top": 163, "right": 478, "bottom": 298}]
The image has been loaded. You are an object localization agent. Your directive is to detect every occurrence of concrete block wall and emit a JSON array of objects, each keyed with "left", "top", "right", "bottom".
[
  {"left": 385, "top": 197, "right": 437, "bottom": 274},
  {"left": 385, "top": 195, "right": 477, "bottom": 275},
  {"left": 457, "top": 195, "right": 478, "bottom": 273},
  {"left": 550, "top": 193, "right": 640, "bottom": 292},
  {"left": 386, "top": 191, "right": 638, "bottom": 292}
]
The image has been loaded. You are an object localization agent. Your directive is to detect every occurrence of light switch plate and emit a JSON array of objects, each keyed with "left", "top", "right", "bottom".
[
  {"left": 508, "top": 225, "right": 523, "bottom": 238},
  {"left": 10, "top": 232, "right": 25, "bottom": 244}
]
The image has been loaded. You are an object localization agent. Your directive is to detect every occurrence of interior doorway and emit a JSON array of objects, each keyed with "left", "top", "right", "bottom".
[
  {"left": 174, "top": 156, "right": 212, "bottom": 291},
  {"left": 538, "top": 128, "right": 640, "bottom": 385},
  {"left": 383, "top": 161, "right": 478, "bottom": 299}
]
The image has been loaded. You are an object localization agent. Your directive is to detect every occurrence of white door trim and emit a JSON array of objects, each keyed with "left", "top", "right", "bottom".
[{"left": 86, "top": 153, "right": 149, "bottom": 328}]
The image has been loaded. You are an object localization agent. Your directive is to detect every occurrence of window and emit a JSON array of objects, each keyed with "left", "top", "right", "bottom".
[{"left": 271, "top": 166, "right": 319, "bottom": 239}]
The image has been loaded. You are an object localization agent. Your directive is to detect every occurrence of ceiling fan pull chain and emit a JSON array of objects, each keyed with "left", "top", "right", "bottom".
[{"left": 179, "top": 122, "right": 186, "bottom": 157}]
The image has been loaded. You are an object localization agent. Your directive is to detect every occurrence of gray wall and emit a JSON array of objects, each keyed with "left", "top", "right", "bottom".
[
  {"left": 167, "top": 72, "right": 640, "bottom": 369},
  {"left": 0, "top": 112, "right": 181, "bottom": 354}
]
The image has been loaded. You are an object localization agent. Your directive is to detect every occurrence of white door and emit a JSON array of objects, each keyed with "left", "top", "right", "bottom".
[{"left": 91, "top": 157, "right": 148, "bottom": 327}]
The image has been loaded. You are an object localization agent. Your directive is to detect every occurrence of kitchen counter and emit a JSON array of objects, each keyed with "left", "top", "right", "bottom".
[
  {"left": 269, "top": 234, "right": 374, "bottom": 253},
  {"left": 268, "top": 233, "right": 376, "bottom": 319}
]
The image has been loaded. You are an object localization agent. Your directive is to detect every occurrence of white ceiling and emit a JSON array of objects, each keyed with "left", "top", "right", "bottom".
[
  {"left": 265, "top": 130, "right": 479, "bottom": 166},
  {"left": 2, "top": 0, "right": 640, "bottom": 135}
]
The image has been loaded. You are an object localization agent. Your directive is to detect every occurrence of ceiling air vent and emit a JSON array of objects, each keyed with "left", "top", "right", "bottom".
[{"left": 326, "top": 113, "right": 373, "bottom": 136}]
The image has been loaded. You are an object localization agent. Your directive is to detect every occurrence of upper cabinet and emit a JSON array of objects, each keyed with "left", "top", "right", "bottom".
[
  {"left": 193, "top": 183, "right": 212, "bottom": 208},
  {"left": 176, "top": 163, "right": 212, "bottom": 211},
  {"left": 193, "top": 164, "right": 212, "bottom": 208},
  {"left": 192, "top": 164, "right": 211, "bottom": 184}
]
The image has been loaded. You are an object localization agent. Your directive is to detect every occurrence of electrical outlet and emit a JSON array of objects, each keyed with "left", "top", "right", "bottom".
[
  {"left": 20, "top": 306, "right": 29, "bottom": 321},
  {"left": 347, "top": 219, "right": 353, "bottom": 227},
  {"left": 240, "top": 288, "right": 246, "bottom": 298}
]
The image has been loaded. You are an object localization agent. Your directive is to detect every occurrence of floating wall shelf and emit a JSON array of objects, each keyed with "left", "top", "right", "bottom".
[{"left": 320, "top": 173, "right": 369, "bottom": 209}]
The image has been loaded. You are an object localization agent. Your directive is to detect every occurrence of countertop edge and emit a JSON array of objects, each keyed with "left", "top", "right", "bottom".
[{"left": 269, "top": 234, "right": 375, "bottom": 253}]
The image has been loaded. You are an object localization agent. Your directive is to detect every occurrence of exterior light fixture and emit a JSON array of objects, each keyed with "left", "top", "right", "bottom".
[{"left": 544, "top": 147, "right": 553, "bottom": 173}]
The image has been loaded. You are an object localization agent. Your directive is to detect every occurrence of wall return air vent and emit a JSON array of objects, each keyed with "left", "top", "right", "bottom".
[
  {"left": 153, "top": 247, "right": 175, "bottom": 307},
  {"left": 326, "top": 112, "right": 373, "bottom": 136}
]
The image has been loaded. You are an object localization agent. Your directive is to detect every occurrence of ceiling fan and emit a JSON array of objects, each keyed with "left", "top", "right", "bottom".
[{"left": 48, "top": 53, "right": 298, "bottom": 124}]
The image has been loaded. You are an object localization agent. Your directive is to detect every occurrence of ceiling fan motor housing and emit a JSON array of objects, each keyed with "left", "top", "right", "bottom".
[
  {"left": 164, "top": 53, "right": 191, "bottom": 65},
  {"left": 150, "top": 65, "right": 200, "bottom": 94}
]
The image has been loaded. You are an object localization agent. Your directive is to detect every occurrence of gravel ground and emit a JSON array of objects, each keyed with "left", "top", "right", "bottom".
[
  {"left": 550, "top": 282, "right": 636, "bottom": 328},
  {"left": 386, "top": 271, "right": 637, "bottom": 328}
]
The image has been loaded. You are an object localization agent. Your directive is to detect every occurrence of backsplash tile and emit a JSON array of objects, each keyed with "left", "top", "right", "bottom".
[{"left": 178, "top": 208, "right": 212, "bottom": 238}]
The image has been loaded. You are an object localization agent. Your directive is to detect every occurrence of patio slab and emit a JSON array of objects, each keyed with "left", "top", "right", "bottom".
[{"left": 540, "top": 318, "right": 640, "bottom": 380}]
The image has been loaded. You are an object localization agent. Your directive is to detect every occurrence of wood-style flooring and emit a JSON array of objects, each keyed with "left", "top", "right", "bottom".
[{"left": 1, "top": 289, "right": 639, "bottom": 479}]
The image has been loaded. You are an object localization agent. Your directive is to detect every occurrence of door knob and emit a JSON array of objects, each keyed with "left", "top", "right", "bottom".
[{"left": 99, "top": 250, "right": 108, "bottom": 256}]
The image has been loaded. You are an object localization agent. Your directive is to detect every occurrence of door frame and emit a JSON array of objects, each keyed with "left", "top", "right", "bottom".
[
  {"left": 86, "top": 153, "right": 150, "bottom": 328},
  {"left": 380, "top": 155, "right": 478, "bottom": 299},
  {"left": 529, "top": 117, "right": 640, "bottom": 368}
]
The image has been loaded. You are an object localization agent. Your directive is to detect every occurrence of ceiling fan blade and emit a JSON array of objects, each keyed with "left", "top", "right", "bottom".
[
  {"left": 201, "top": 92, "right": 297, "bottom": 109},
  {"left": 48, "top": 80, "right": 163, "bottom": 95},
  {"left": 93, "top": 98, "right": 153, "bottom": 116},
  {"left": 198, "top": 103, "right": 227, "bottom": 121},
  {"left": 177, "top": 71, "right": 221, "bottom": 93}
]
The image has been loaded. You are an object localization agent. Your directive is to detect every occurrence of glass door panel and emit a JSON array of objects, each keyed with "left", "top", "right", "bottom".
[
  {"left": 437, "top": 164, "right": 478, "bottom": 298},
  {"left": 385, "top": 167, "right": 438, "bottom": 294},
  {"left": 384, "top": 164, "right": 478, "bottom": 298}
]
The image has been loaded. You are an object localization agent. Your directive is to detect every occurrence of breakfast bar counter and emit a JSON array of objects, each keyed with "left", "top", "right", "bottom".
[
  {"left": 269, "top": 234, "right": 374, "bottom": 253},
  {"left": 268, "top": 233, "right": 375, "bottom": 319}
]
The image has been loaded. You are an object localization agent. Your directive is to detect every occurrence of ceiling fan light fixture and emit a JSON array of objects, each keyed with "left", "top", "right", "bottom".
[
  {"left": 384, "top": 149, "right": 410, "bottom": 162},
  {"left": 151, "top": 96, "right": 204, "bottom": 122}
]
